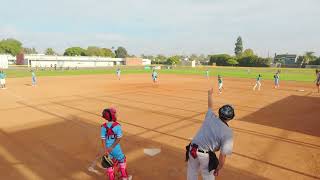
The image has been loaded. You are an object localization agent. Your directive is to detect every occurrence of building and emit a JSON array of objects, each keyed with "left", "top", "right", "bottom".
[
  {"left": 0, "top": 55, "right": 9, "bottom": 69},
  {"left": 22, "top": 55, "right": 150, "bottom": 68},
  {"left": 274, "top": 54, "right": 298, "bottom": 65},
  {"left": 142, "top": 59, "right": 151, "bottom": 65}
]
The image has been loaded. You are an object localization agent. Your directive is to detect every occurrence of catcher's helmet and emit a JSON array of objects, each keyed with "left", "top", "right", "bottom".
[
  {"left": 102, "top": 108, "right": 117, "bottom": 121},
  {"left": 219, "top": 104, "right": 235, "bottom": 121}
]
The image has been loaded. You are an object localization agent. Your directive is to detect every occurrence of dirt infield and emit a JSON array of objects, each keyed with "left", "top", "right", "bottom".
[{"left": 0, "top": 74, "right": 319, "bottom": 180}]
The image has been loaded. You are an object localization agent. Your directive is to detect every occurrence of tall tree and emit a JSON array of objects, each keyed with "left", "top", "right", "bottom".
[
  {"left": 115, "top": 47, "right": 128, "bottom": 58},
  {"left": 45, "top": 48, "right": 56, "bottom": 55},
  {"left": 234, "top": 36, "right": 243, "bottom": 57},
  {"left": 64, "top": 47, "right": 86, "bottom": 56},
  {"left": 23, "top": 47, "right": 38, "bottom": 54},
  {"left": 0, "top": 38, "right": 23, "bottom": 56}
]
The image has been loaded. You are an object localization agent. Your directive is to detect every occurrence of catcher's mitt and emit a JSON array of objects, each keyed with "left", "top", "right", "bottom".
[{"left": 101, "top": 155, "right": 114, "bottom": 168}]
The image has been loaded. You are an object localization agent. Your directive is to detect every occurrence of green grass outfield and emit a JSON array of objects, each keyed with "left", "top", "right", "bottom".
[{"left": 3, "top": 66, "right": 318, "bottom": 82}]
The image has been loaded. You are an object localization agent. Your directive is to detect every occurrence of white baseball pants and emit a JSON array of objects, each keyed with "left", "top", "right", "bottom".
[{"left": 187, "top": 151, "right": 215, "bottom": 180}]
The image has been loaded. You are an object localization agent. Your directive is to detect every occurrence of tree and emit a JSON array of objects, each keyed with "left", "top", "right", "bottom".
[
  {"left": 189, "top": 54, "right": 198, "bottom": 61},
  {"left": 86, "top": 46, "right": 102, "bottom": 56},
  {"left": 64, "top": 47, "right": 86, "bottom": 56},
  {"left": 166, "top": 56, "right": 180, "bottom": 65},
  {"left": 0, "top": 38, "right": 23, "bottom": 56},
  {"left": 115, "top": 47, "right": 128, "bottom": 58},
  {"left": 85, "top": 46, "right": 115, "bottom": 57},
  {"left": 234, "top": 36, "right": 243, "bottom": 57},
  {"left": 226, "top": 58, "right": 238, "bottom": 66},
  {"left": 197, "top": 54, "right": 209, "bottom": 65},
  {"left": 309, "top": 57, "right": 320, "bottom": 65},
  {"left": 209, "top": 54, "right": 233, "bottom": 66},
  {"left": 101, "top": 48, "right": 115, "bottom": 57},
  {"left": 237, "top": 55, "right": 271, "bottom": 67},
  {"left": 242, "top": 49, "right": 254, "bottom": 57},
  {"left": 154, "top": 55, "right": 167, "bottom": 64},
  {"left": 296, "top": 56, "right": 304, "bottom": 67},
  {"left": 303, "top": 51, "right": 317, "bottom": 64},
  {"left": 23, "top": 47, "right": 37, "bottom": 54},
  {"left": 45, "top": 48, "right": 56, "bottom": 55}
]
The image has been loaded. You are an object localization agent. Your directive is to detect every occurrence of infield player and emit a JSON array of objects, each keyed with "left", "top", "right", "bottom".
[
  {"left": 31, "top": 70, "right": 37, "bottom": 86},
  {"left": 206, "top": 69, "right": 209, "bottom": 79},
  {"left": 100, "top": 108, "right": 131, "bottom": 180},
  {"left": 0, "top": 70, "right": 6, "bottom": 89},
  {"left": 316, "top": 69, "right": 320, "bottom": 93},
  {"left": 274, "top": 72, "right": 280, "bottom": 89},
  {"left": 116, "top": 68, "right": 121, "bottom": 80},
  {"left": 253, "top": 74, "right": 262, "bottom": 91},
  {"left": 186, "top": 88, "right": 234, "bottom": 180},
  {"left": 152, "top": 69, "right": 158, "bottom": 83},
  {"left": 218, "top": 75, "right": 223, "bottom": 94}
]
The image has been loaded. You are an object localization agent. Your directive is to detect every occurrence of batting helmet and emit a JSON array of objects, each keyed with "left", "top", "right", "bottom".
[
  {"left": 102, "top": 108, "right": 117, "bottom": 121},
  {"left": 219, "top": 104, "right": 235, "bottom": 121}
]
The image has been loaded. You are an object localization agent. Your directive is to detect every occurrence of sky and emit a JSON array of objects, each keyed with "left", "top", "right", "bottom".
[{"left": 0, "top": 0, "right": 319, "bottom": 57}]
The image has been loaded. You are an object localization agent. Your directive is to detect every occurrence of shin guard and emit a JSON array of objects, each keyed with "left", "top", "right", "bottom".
[
  {"left": 119, "top": 162, "right": 129, "bottom": 179},
  {"left": 107, "top": 167, "right": 115, "bottom": 180}
]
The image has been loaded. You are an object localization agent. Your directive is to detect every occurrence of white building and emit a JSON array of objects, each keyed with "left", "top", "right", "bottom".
[
  {"left": 0, "top": 55, "right": 9, "bottom": 69},
  {"left": 142, "top": 59, "right": 151, "bottom": 65},
  {"left": 25, "top": 55, "right": 125, "bottom": 68}
]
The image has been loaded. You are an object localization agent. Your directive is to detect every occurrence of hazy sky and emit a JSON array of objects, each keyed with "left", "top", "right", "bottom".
[{"left": 0, "top": 0, "right": 319, "bottom": 57}]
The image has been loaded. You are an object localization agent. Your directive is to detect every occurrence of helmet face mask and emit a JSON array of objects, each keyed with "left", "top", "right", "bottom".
[{"left": 219, "top": 105, "right": 235, "bottom": 121}]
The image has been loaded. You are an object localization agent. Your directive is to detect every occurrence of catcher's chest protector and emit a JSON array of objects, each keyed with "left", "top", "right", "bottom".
[{"left": 102, "top": 122, "right": 120, "bottom": 139}]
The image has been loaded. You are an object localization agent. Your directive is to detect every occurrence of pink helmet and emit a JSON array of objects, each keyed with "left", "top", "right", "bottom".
[{"left": 102, "top": 108, "right": 117, "bottom": 121}]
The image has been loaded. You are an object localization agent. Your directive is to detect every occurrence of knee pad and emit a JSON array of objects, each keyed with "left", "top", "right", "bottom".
[
  {"left": 107, "top": 167, "right": 115, "bottom": 180},
  {"left": 119, "top": 162, "right": 128, "bottom": 178}
]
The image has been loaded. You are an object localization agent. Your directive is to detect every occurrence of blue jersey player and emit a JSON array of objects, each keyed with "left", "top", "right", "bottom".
[
  {"left": 100, "top": 108, "right": 131, "bottom": 180},
  {"left": 152, "top": 70, "right": 158, "bottom": 83}
]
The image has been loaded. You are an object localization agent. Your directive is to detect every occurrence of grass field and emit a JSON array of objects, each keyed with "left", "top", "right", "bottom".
[{"left": 3, "top": 66, "right": 318, "bottom": 82}]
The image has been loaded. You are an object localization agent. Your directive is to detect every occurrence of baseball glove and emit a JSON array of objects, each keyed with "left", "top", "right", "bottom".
[{"left": 101, "top": 155, "right": 114, "bottom": 168}]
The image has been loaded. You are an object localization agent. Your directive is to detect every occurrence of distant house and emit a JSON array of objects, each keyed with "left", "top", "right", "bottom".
[{"left": 274, "top": 54, "right": 297, "bottom": 65}]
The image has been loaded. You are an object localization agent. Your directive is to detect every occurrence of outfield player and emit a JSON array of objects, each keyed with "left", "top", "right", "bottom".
[
  {"left": 100, "top": 108, "right": 131, "bottom": 180},
  {"left": 0, "top": 70, "right": 6, "bottom": 89},
  {"left": 152, "top": 69, "right": 158, "bottom": 83},
  {"left": 206, "top": 69, "right": 210, "bottom": 79},
  {"left": 218, "top": 75, "right": 223, "bottom": 94},
  {"left": 186, "top": 88, "right": 234, "bottom": 180},
  {"left": 316, "top": 69, "right": 320, "bottom": 93},
  {"left": 253, "top": 74, "right": 262, "bottom": 91},
  {"left": 274, "top": 72, "right": 280, "bottom": 89},
  {"left": 31, "top": 70, "right": 37, "bottom": 86},
  {"left": 116, "top": 68, "right": 121, "bottom": 80}
]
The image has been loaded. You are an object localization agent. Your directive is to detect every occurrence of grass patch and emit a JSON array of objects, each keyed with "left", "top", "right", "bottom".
[{"left": 3, "top": 66, "right": 317, "bottom": 82}]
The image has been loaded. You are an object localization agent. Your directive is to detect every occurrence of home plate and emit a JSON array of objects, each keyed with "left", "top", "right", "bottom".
[
  {"left": 144, "top": 148, "right": 161, "bottom": 156},
  {"left": 297, "top": 89, "right": 305, "bottom": 92}
]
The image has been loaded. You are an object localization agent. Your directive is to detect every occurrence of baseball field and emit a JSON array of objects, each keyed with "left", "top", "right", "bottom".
[{"left": 0, "top": 69, "right": 319, "bottom": 180}]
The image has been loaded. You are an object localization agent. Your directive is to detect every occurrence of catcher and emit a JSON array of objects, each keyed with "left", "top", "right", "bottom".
[
  {"left": 186, "top": 88, "right": 235, "bottom": 180},
  {"left": 100, "top": 108, "right": 131, "bottom": 180}
]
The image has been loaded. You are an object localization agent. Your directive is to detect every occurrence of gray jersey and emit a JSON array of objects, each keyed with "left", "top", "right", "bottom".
[{"left": 191, "top": 109, "right": 233, "bottom": 155}]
